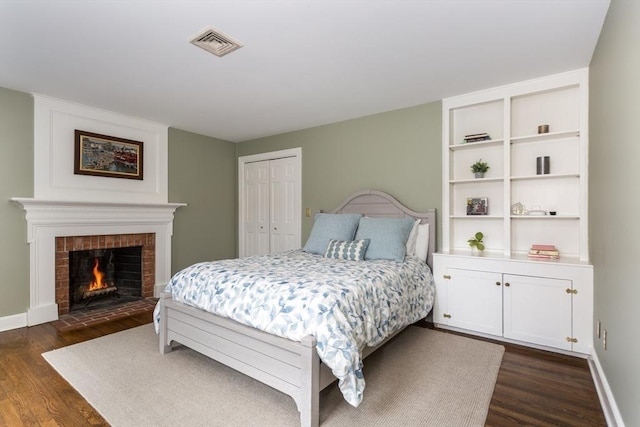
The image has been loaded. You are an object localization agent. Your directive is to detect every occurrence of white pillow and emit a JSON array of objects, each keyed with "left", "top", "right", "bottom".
[
  {"left": 405, "top": 219, "right": 421, "bottom": 255},
  {"left": 415, "top": 223, "right": 430, "bottom": 262}
]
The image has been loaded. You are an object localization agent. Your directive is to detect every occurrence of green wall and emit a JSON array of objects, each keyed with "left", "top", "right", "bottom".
[
  {"left": 0, "top": 88, "right": 33, "bottom": 318},
  {"left": 589, "top": 0, "right": 640, "bottom": 425},
  {"left": 236, "top": 102, "right": 443, "bottom": 248},
  {"left": 168, "top": 128, "right": 237, "bottom": 272}
]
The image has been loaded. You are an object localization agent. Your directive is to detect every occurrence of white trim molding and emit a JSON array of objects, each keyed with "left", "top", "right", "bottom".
[
  {"left": 11, "top": 198, "right": 185, "bottom": 326},
  {"left": 590, "top": 348, "right": 626, "bottom": 427},
  {"left": 33, "top": 94, "right": 169, "bottom": 204}
]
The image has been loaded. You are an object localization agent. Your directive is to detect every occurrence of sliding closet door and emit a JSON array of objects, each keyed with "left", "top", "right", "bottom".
[
  {"left": 243, "top": 161, "right": 270, "bottom": 257},
  {"left": 269, "top": 156, "right": 300, "bottom": 253}
]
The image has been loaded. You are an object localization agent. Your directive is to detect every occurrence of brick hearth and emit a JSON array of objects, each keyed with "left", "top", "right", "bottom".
[
  {"left": 52, "top": 298, "right": 157, "bottom": 332},
  {"left": 55, "top": 233, "right": 156, "bottom": 315}
]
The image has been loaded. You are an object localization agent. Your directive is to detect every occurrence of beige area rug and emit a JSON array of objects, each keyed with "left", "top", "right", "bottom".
[{"left": 43, "top": 324, "right": 504, "bottom": 427}]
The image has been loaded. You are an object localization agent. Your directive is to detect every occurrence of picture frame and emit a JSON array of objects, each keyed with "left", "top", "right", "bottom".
[
  {"left": 74, "top": 130, "right": 143, "bottom": 180},
  {"left": 466, "top": 197, "right": 488, "bottom": 215}
]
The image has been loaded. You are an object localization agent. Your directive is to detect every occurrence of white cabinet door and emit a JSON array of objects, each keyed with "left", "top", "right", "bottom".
[
  {"left": 243, "top": 161, "right": 270, "bottom": 257},
  {"left": 269, "top": 156, "right": 300, "bottom": 254},
  {"left": 503, "top": 274, "right": 572, "bottom": 350},
  {"left": 446, "top": 268, "right": 503, "bottom": 336}
]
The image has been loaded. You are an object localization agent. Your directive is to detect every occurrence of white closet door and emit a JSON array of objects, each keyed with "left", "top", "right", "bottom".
[
  {"left": 243, "top": 161, "right": 270, "bottom": 257},
  {"left": 269, "top": 156, "right": 300, "bottom": 253}
]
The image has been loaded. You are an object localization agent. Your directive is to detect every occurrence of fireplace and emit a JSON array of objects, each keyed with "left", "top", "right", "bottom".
[
  {"left": 55, "top": 233, "right": 155, "bottom": 315},
  {"left": 68, "top": 246, "right": 143, "bottom": 312},
  {"left": 11, "top": 198, "right": 184, "bottom": 327}
]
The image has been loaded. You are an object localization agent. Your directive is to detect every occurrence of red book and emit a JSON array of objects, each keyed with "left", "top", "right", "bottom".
[{"left": 531, "top": 244, "right": 556, "bottom": 251}]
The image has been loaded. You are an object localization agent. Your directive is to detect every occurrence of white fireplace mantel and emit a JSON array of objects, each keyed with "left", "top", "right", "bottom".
[{"left": 11, "top": 198, "right": 186, "bottom": 326}]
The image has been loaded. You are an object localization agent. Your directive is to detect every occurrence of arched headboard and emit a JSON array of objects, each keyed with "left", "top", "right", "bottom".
[{"left": 331, "top": 190, "right": 437, "bottom": 268}]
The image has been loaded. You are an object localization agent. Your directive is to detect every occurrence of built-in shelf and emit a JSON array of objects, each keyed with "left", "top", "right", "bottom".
[
  {"left": 510, "top": 215, "right": 579, "bottom": 220},
  {"left": 435, "top": 69, "right": 593, "bottom": 359},
  {"left": 510, "top": 130, "right": 579, "bottom": 144},
  {"left": 441, "top": 248, "right": 591, "bottom": 266},
  {"left": 451, "top": 215, "right": 503, "bottom": 219},
  {"left": 442, "top": 69, "right": 589, "bottom": 261},
  {"left": 449, "top": 139, "right": 504, "bottom": 151},
  {"left": 450, "top": 177, "right": 504, "bottom": 184},
  {"left": 511, "top": 173, "right": 580, "bottom": 181}
]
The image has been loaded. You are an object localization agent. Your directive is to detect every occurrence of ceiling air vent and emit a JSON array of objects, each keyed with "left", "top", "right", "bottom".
[{"left": 190, "top": 26, "right": 243, "bottom": 57}]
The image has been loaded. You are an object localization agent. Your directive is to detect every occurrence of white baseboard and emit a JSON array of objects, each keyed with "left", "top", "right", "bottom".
[
  {"left": 589, "top": 348, "right": 625, "bottom": 427},
  {"left": 27, "top": 303, "right": 59, "bottom": 326},
  {"left": 0, "top": 312, "right": 28, "bottom": 332}
]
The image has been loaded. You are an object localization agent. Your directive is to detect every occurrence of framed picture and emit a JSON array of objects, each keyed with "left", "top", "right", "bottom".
[
  {"left": 74, "top": 130, "right": 143, "bottom": 180},
  {"left": 466, "top": 197, "right": 488, "bottom": 215}
]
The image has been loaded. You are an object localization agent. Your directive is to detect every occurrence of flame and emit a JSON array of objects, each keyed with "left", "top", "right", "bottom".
[{"left": 88, "top": 257, "right": 107, "bottom": 291}]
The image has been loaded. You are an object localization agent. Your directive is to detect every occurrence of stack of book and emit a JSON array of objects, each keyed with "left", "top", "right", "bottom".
[
  {"left": 528, "top": 244, "right": 560, "bottom": 259},
  {"left": 464, "top": 133, "right": 491, "bottom": 143}
]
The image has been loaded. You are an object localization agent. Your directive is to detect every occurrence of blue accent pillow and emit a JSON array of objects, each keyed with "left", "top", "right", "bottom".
[
  {"left": 303, "top": 213, "right": 362, "bottom": 255},
  {"left": 354, "top": 217, "right": 415, "bottom": 261},
  {"left": 324, "top": 239, "right": 370, "bottom": 261}
]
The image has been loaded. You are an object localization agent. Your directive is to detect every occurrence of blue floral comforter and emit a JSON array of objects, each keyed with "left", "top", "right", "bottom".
[{"left": 153, "top": 249, "right": 435, "bottom": 407}]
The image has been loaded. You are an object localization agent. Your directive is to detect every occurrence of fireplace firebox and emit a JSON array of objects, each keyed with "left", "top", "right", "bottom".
[
  {"left": 55, "top": 233, "right": 156, "bottom": 316},
  {"left": 69, "top": 246, "right": 143, "bottom": 312}
]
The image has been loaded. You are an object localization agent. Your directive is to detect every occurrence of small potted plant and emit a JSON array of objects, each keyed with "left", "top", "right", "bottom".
[
  {"left": 467, "top": 231, "right": 485, "bottom": 255},
  {"left": 471, "top": 159, "right": 490, "bottom": 178}
]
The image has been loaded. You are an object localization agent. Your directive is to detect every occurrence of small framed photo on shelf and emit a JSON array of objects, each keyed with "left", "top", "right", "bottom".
[{"left": 467, "top": 197, "right": 488, "bottom": 215}]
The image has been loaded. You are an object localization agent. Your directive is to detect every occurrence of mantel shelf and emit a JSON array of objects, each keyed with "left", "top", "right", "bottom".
[{"left": 11, "top": 198, "right": 186, "bottom": 210}]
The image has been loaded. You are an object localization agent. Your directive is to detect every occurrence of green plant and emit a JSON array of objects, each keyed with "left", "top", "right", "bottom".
[
  {"left": 467, "top": 231, "right": 485, "bottom": 251},
  {"left": 470, "top": 159, "right": 490, "bottom": 173}
]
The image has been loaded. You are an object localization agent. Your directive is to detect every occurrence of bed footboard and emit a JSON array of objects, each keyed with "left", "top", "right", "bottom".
[{"left": 158, "top": 292, "right": 320, "bottom": 427}]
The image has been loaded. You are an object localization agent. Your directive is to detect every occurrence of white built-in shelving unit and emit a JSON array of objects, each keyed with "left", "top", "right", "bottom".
[
  {"left": 434, "top": 69, "right": 593, "bottom": 355},
  {"left": 442, "top": 69, "right": 589, "bottom": 262}
]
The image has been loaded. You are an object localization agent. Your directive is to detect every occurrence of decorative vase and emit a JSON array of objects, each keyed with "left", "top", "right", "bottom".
[
  {"left": 474, "top": 172, "right": 485, "bottom": 179},
  {"left": 471, "top": 247, "right": 483, "bottom": 256}
]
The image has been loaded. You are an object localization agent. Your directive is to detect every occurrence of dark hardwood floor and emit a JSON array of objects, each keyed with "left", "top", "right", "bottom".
[{"left": 0, "top": 313, "right": 606, "bottom": 426}]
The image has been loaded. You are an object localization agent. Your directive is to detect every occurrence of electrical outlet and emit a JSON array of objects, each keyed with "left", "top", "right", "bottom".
[
  {"left": 603, "top": 329, "right": 607, "bottom": 350},
  {"left": 596, "top": 320, "right": 601, "bottom": 338},
  {"left": 305, "top": 208, "right": 311, "bottom": 217}
]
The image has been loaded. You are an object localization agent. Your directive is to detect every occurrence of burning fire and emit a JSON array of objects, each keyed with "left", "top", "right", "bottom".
[{"left": 88, "top": 257, "right": 108, "bottom": 291}]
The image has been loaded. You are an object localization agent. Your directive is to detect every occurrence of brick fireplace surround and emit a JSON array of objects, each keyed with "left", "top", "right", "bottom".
[{"left": 55, "top": 233, "right": 156, "bottom": 315}]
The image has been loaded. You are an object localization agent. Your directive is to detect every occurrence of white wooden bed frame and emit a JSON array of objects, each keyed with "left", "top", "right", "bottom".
[{"left": 158, "top": 190, "right": 436, "bottom": 427}]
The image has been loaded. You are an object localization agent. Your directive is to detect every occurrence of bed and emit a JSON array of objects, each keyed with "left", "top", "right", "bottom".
[{"left": 155, "top": 190, "right": 436, "bottom": 427}]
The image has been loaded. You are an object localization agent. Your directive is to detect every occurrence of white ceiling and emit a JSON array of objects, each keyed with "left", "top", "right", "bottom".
[{"left": 0, "top": 0, "right": 610, "bottom": 142}]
